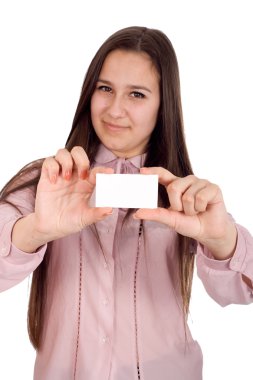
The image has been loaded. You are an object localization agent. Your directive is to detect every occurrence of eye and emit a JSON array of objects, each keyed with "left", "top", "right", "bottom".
[
  {"left": 97, "top": 85, "right": 112, "bottom": 93},
  {"left": 130, "top": 91, "right": 145, "bottom": 99}
]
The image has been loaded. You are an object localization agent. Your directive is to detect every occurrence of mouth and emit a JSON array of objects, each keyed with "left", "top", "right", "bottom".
[{"left": 104, "top": 121, "right": 129, "bottom": 132}]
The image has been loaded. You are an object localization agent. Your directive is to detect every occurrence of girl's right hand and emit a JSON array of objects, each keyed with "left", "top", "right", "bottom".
[{"left": 20, "top": 146, "right": 113, "bottom": 249}]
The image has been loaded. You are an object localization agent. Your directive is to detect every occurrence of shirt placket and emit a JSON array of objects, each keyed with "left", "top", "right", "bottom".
[{"left": 95, "top": 209, "right": 118, "bottom": 379}]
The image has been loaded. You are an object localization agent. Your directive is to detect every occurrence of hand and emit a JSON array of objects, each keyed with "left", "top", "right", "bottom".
[
  {"left": 134, "top": 167, "right": 237, "bottom": 260},
  {"left": 33, "top": 146, "right": 113, "bottom": 243}
]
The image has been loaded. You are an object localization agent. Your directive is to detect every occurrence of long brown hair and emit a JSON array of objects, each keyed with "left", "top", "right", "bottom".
[{"left": 0, "top": 26, "right": 195, "bottom": 349}]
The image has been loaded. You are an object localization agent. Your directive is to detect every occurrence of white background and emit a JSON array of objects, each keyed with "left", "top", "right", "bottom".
[{"left": 0, "top": 1, "right": 252, "bottom": 379}]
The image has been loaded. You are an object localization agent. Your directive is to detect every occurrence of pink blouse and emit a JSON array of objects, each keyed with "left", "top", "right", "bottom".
[{"left": 0, "top": 144, "right": 253, "bottom": 380}]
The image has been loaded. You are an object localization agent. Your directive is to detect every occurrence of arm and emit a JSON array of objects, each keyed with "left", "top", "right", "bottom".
[
  {"left": 0, "top": 147, "right": 113, "bottom": 292},
  {"left": 134, "top": 166, "right": 253, "bottom": 305},
  {"left": 0, "top": 189, "right": 47, "bottom": 292},
  {"left": 196, "top": 223, "right": 253, "bottom": 306}
]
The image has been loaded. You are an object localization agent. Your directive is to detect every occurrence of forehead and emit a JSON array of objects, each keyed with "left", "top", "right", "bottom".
[{"left": 100, "top": 49, "right": 160, "bottom": 83}]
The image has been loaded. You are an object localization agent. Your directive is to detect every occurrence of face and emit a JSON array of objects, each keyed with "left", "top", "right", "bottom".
[{"left": 90, "top": 49, "right": 160, "bottom": 158}]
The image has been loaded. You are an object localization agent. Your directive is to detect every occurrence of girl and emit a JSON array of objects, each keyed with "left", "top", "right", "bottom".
[{"left": 0, "top": 26, "right": 252, "bottom": 380}]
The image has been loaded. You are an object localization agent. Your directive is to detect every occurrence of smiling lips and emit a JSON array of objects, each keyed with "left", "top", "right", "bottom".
[{"left": 104, "top": 122, "right": 129, "bottom": 132}]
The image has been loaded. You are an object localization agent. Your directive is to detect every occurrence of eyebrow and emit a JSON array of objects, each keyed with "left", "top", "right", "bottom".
[{"left": 97, "top": 78, "right": 152, "bottom": 93}]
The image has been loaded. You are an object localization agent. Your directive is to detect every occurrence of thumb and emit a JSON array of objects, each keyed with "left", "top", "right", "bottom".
[
  {"left": 134, "top": 207, "right": 178, "bottom": 227},
  {"left": 80, "top": 207, "right": 113, "bottom": 229},
  {"left": 134, "top": 207, "right": 198, "bottom": 237}
]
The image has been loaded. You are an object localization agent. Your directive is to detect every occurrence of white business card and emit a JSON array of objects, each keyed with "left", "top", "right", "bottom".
[{"left": 95, "top": 173, "right": 158, "bottom": 208}]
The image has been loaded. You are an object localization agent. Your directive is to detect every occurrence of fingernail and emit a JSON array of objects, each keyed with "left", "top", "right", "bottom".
[
  {"left": 51, "top": 174, "right": 57, "bottom": 184},
  {"left": 80, "top": 170, "right": 87, "bottom": 179},
  {"left": 65, "top": 170, "right": 71, "bottom": 180}
]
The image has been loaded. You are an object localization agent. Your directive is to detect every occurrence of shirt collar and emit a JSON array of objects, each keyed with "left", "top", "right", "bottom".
[{"left": 94, "top": 144, "right": 146, "bottom": 169}]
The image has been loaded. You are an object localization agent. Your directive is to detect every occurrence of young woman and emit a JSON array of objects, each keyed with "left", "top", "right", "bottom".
[{"left": 0, "top": 26, "right": 252, "bottom": 380}]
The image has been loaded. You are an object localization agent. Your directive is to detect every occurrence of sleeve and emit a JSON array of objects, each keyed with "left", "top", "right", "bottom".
[
  {"left": 0, "top": 187, "right": 47, "bottom": 292},
  {"left": 196, "top": 223, "right": 253, "bottom": 306}
]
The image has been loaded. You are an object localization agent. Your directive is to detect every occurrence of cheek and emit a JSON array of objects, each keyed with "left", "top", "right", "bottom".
[
  {"left": 137, "top": 107, "right": 159, "bottom": 133},
  {"left": 90, "top": 96, "right": 96, "bottom": 118},
  {"left": 149, "top": 103, "right": 160, "bottom": 129},
  {"left": 91, "top": 94, "right": 106, "bottom": 118}
]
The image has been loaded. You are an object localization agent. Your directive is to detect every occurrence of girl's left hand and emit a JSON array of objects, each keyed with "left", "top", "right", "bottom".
[{"left": 134, "top": 167, "right": 237, "bottom": 260}]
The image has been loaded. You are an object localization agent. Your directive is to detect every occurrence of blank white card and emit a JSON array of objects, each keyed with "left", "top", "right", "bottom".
[{"left": 95, "top": 174, "right": 158, "bottom": 209}]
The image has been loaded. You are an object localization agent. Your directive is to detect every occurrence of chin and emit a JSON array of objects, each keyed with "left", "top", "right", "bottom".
[{"left": 102, "top": 140, "right": 125, "bottom": 153}]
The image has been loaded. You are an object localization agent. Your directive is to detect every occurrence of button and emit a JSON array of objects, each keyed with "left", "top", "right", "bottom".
[
  {"left": 103, "top": 298, "right": 109, "bottom": 306},
  {"left": 0, "top": 244, "right": 8, "bottom": 257},
  {"left": 230, "top": 257, "right": 240, "bottom": 270},
  {"left": 230, "top": 262, "right": 240, "bottom": 271},
  {"left": 230, "top": 258, "right": 246, "bottom": 272},
  {"left": 102, "top": 335, "right": 109, "bottom": 344}
]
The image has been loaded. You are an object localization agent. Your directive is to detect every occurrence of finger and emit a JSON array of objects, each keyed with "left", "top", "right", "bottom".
[
  {"left": 79, "top": 207, "right": 113, "bottom": 229},
  {"left": 134, "top": 207, "right": 171, "bottom": 224},
  {"left": 41, "top": 157, "right": 60, "bottom": 183},
  {"left": 87, "top": 166, "right": 114, "bottom": 187},
  {"left": 133, "top": 207, "right": 200, "bottom": 238},
  {"left": 140, "top": 167, "right": 177, "bottom": 186},
  {"left": 70, "top": 146, "right": 90, "bottom": 179},
  {"left": 134, "top": 207, "right": 181, "bottom": 228},
  {"left": 140, "top": 168, "right": 197, "bottom": 212},
  {"left": 194, "top": 183, "right": 223, "bottom": 211},
  {"left": 54, "top": 148, "right": 74, "bottom": 180},
  {"left": 180, "top": 179, "right": 209, "bottom": 215},
  {"left": 165, "top": 175, "right": 197, "bottom": 212}
]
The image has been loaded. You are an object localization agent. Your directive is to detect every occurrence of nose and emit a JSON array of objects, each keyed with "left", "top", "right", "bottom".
[{"left": 107, "top": 94, "right": 126, "bottom": 119}]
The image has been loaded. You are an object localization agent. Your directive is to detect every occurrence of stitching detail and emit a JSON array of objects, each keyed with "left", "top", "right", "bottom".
[
  {"left": 134, "top": 220, "right": 143, "bottom": 380},
  {"left": 73, "top": 232, "right": 83, "bottom": 379}
]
